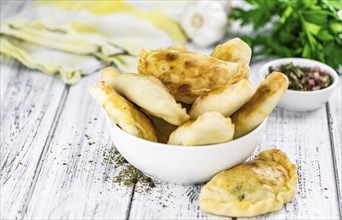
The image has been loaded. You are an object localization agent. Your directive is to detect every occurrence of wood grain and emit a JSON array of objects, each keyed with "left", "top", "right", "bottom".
[
  {"left": 1, "top": 58, "right": 341, "bottom": 219},
  {"left": 129, "top": 183, "right": 227, "bottom": 220},
  {"left": 0, "top": 60, "right": 66, "bottom": 219},
  {"left": 1, "top": 1, "right": 341, "bottom": 218},
  {"left": 327, "top": 79, "right": 342, "bottom": 218},
  {"left": 24, "top": 73, "right": 133, "bottom": 219}
]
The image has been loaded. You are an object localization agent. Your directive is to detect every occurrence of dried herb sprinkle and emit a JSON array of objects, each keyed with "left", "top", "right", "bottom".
[{"left": 104, "top": 147, "right": 156, "bottom": 192}]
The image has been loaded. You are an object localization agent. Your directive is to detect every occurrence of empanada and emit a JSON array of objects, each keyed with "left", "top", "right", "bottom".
[
  {"left": 189, "top": 79, "right": 255, "bottom": 119},
  {"left": 210, "top": 38, "right": 252, "bottom": 64},
  {"left": 89, "top": 81, "right": 157, "bottom": 142},
  {"left": 108, "top": 73, "right": 189, "bottom": 126},
  {"left": 199, "top": 149, "right": 298, "bottom": 217},
  {"left": 101, "top": 67, "right": 122, "bottom": 86},
  {"left": 138, "top": 46, "right": 250, "bottom": 104},
  {"left": 167, "top": 112, "right": 234, "bottom": 146},
  {"left": 231, "top": 72, "right": 289, "bottom": 138}
]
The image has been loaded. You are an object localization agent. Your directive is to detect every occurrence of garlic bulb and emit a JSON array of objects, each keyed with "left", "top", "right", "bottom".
[{"left": 181, "top": 1, "right": 228, "bottom": 47}]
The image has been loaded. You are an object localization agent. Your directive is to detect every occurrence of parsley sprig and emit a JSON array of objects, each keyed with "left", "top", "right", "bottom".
[{"left": 230, "top": 0, "right": 342, "bottom": 73}]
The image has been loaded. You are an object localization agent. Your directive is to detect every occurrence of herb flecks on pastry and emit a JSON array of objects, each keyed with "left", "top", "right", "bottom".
[{"left": 199, "top": 149, "right": 298, "bottom": 217}]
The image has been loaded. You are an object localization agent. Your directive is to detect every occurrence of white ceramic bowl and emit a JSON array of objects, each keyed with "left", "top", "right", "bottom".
[
  {"left": 259, "top": 58, "right": 339, "bottom": 112},
  {"left": 106, "top": 116, "right": 267, "bottom": 184}
]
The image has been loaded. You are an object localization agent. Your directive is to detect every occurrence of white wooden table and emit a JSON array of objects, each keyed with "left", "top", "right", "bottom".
[{"left": 1, "top": 1, "right": 341, "bottom": 219}]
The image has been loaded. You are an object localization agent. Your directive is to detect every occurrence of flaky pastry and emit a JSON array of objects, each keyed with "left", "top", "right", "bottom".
[
  {"left": 109, "top": 73, "right": 189, "bottom": 126},
  {"left": 231, "top": 72, "right": 289, "bottom": 138},
  {"left": 200, "top": 149, "right": 298, "bottom": 217},
  {"left": 138, "top": 45, "right": 250, "bottom": 104},
  {"left": 210, "top": 38, "right": 252, "bottom": 64},
  {"left": 189, "top": 79, "right": 255, "bottom": 119},
  {"left": 168, "top": 112, "right": 234, "bottom": 146},
  {"left": 89, "top": 81, "right": 157, "bottom": 141}
]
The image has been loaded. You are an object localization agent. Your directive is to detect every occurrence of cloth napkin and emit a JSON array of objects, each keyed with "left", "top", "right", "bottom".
[{"left": 0, "top": 0, "right": 187, "bottom": 84}]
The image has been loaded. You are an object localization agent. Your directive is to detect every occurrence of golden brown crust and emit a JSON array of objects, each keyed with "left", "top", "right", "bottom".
[
  {"left": 89, "top": 81, "right": 158, "bottom": 142},
  {"left": 231, "top": 72, "right": 289, "bottom": 138},
  {"left": 199, "top": 149, "right": 298, "bottom": 217},
  {"left": 210, "top": 38, "right": 252, "bottom": 64},
  {"left": 189, "top": 79, "right": 255, "bottom": 119},
  {"left": 101, "top": 67, "right": 122, "bottom": 88},
  {"left": 109, "top": 73, "right": 189, "bottom": 126},
  {"left": 138, "top": 46, "right": 250, "bottom": 104}
]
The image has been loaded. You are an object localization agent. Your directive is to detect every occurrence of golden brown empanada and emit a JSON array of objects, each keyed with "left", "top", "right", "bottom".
[
  {"left": 231, "top": 72, "right": 289, "bottom": 138},
  {"left": 108, "top": 73, "right": 189, "bottom": 126},
  {"left": 167, "top": 112, "right": 234, "bottom": 146},
  {"left": 89, "top": 81, "right": 157, "bottom": 142},
  {"left": 210, "top": 38, "right": 252, "bottom": 64},
  {"left": 189, "top": 79, "right": 255, "bottom": 119},
  {"left": 200, "top": 149, "right": 298, "bottom": 217},
  {"left": 138, "top": 46, "right": 250, "bottom": 104}
]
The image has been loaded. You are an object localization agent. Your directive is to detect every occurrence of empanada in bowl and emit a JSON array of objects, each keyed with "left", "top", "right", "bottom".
[
  {"left": 108, "top": 73, "right": 189, "bottom": 126},
  {"left": 231, "top": 72, "right": 289, "bottom": 139},
  {"left": 199, "top": 149, "right": 298, "bottom": 217},
  {"left": 89, "top": 81, "right": 157, "bottom": 142},
  {"left": 189, "top": 79, "right": 255, "bottom": 119},
  {"left": 138, "top": 45, "right": 250, "bottom": 104},
  {"left": 167, "top": 112, "right": 234, "bottom": 146}
]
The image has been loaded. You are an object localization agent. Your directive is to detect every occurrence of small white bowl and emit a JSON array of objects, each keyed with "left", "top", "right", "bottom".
[
  {"left": 259, "top": 58, "right": 339, "bottom": 112},
  {"left": 106, "top": 116, "right": 267, "bottom": 184}
]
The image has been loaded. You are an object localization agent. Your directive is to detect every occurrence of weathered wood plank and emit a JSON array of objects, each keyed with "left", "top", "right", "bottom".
[
  {"left": 327, "top": 78, "right": 342, "bottom": 218},
  {"left": 1, "top": 2, "right": 340, "bottom": 217},
  {"left": 0, "top": 60, "right": 66, "bottom": 219},
  {"left": 128, "top": 63, "right": 340, "bottom": 219},
  {"left": 24, "top": 73, "right": 133, "bottom": 219},
  {"left": 128, "top": 183, "right": 229, "bottom": 220}
]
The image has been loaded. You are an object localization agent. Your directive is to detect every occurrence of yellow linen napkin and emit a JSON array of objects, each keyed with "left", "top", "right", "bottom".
[{"left": 0, "top": 0, "right": 187, "bottom": 84}]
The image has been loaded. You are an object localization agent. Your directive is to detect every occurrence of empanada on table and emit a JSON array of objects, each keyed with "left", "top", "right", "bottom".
[
  {"left": 200, "top": 149, "right": 298, "bottom": 217},
  {"left": 138, "top": 46, "right": 250, "bottom": 104},
  {"left": 189, "top": 79, "right": 255, "bottom": 119},
  {"left": 210, "top": 38, "right": 252, "bottom": 64},
  {"left": 89, "top": 81, "right": 157, "bottom": 142},
  {"left": 231, "top": 72, "right": 289, "bottom": 139},
  {"left": 167, "top": 112, "right": 234, "bottom": 146},
  {"left": 109, "top": 73, "right": 189, "bottom": 126}
]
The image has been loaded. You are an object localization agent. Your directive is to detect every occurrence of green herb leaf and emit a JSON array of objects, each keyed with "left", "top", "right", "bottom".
[
  {"left": 229, "top": 0, "right": 342, "bottom": 73},
  {"left": 304, "top": 21, "right": 322, "bottom": 36},
  {"left": 303, "top": 9, "right": 328, "bottom": 25},
  {"left": 316, "top": 29, "right": 334, "bottom": 41},
  {"left": 322, "top": 0, "right": 341, "bottom": 10},
  {"left": 238, "top": 193, "right": 245, "bottom": 201}
]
